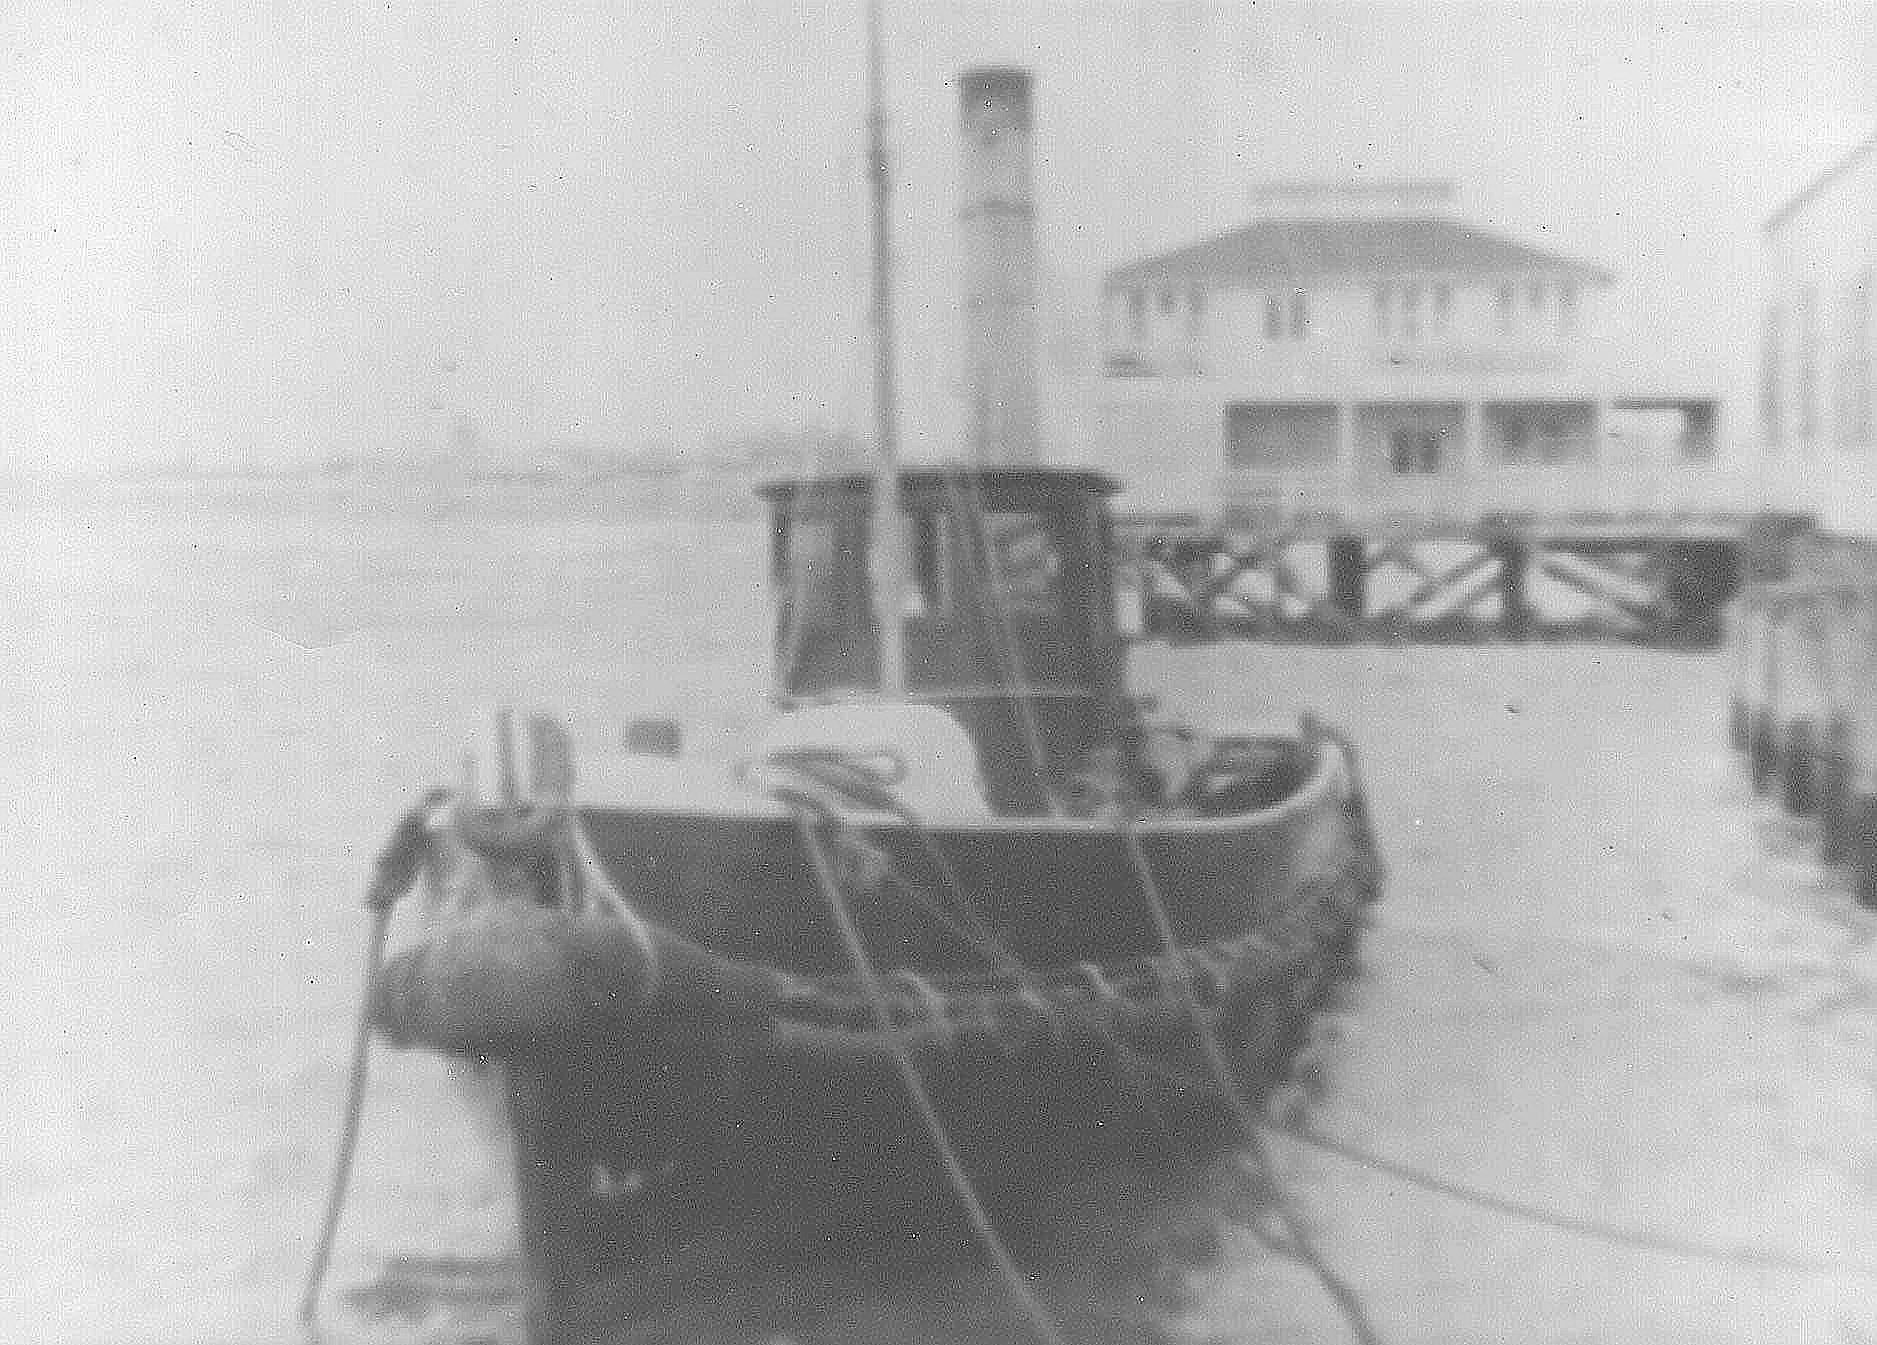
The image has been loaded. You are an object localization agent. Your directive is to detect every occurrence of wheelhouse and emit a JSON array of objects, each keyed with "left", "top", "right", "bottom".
[{"left": 758, "top": 466, "right": 1128, "bottom": 813}]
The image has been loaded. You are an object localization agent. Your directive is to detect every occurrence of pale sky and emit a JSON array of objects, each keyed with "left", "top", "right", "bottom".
[{"left": 5, "top": 1, "right": 1872, "bottom": 474}]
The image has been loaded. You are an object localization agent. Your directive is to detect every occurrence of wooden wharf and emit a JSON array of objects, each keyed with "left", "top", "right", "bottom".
[{"left": 1115, "top": 509, "right": 1751, "bottom": 647}]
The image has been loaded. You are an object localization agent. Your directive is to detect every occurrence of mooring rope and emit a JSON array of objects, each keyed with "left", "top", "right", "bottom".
[
  {"left": 771, "top": 763, "right": 1877, "bottom": 1291},
  {"left": 1274, "top": 1115, "right": 1877, "bottom": 1280},
  {"left": 299, "top": 793, "right": 444, "bottom": 1326},
  {"left": 755, "top": 750, "right": 1016, "bottom": 966},
  {"left": 1115, "top": 813, "right": 1385, "bottom": 1345},
  {"left": 770, "top": 746, "right": 1222, "bottom": 1185},
  {"left": 789, "top": 804, "right": 1071, "bottom": 1345},
  {"left": 300, "top": 787, "right": 450, "bottom": 1320},
  {"left": 297, "top": 905, "right": 391, "bottom": 1327}
]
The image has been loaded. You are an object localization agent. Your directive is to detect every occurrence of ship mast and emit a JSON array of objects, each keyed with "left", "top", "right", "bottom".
[{"left": 864, "top": 0, "right": 908, "bottom": 698}]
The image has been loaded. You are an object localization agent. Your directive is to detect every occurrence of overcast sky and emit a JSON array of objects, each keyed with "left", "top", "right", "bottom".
[{"left": 6, "top": 1, "right": 1873, "bottom": 474}]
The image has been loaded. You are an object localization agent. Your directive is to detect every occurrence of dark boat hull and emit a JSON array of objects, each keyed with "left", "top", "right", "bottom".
[
  {"left": 577, "top": 742, "right": 1358, "bottom": 974},
  {"left": 476, "top": 735, "right": 1379, "bottom": 1341}
]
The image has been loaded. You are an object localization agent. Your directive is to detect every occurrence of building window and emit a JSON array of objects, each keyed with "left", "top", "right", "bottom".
[
  {"left": 1433, "top": 282, "right": 1453, "bottom": 336},
  {"left": 1262, "top": 292, "right": 1307, "bottom": 341},
  {"left": 1761, "top": 303, "right": 1783, "bottom": 451},
  {"left": 1497, "top": 283, "right": 1514, "bottom": 333},
  {"left": 1798, "top": 287, "right": 1819, "bottom": 444},
  {"left": 1126, "top": 288, "right": 1146, "bottom": 343},
  {"left": 1389, "top": 428, "right": 1443, "bottom": 475},
  {"left": 1403, "top": 284, "right": 1422, "bottom": 342},
  {"left": 1362, "top": 403, "right": 1462, "bottom": 479},
  {"left": 1486, "top": 400, "right": 1595, "bottom": 465},
  {"left": 1374, "top": 287, "right": 1392, "bottom": 337},
  {"left": 1500, "top": 412, "right": 1531, "bottom": 464}
]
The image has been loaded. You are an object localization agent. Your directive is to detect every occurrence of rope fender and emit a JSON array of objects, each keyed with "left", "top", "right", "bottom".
[
  {"left": 365, "top": 753, "right": 1378, "bottom": 1064},
  {"left": 368, "top": 794, "right": 664, "bottom": 1056}
]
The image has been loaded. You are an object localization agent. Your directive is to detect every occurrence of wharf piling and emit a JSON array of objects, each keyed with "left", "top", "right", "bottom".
[
  {"left": 1116, "top": 512, "right": 1747, "bottom": 647},
  {"left": 1724, "top": 513, "right": 1877, "bottom": 903}
]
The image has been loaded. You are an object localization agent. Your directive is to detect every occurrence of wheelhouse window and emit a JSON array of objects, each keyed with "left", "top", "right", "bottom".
[
  {"left": 775, "top": 497, "right": 1069, "bottom": 632},
  {"left": 909, "top": 507, "right": 956, "bottom": 615},
  {"left": 977, "top": 510, "right": 1064, "bottom": 619},
  {"left": 773, "top": 512, "right": 847, "bottom": 624}
]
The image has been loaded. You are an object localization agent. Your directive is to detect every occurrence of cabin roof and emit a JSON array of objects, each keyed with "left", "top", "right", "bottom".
[
  {"left": 756, "top": 464, "right": 1120, "bottom": 503},
  {"left": 1105, "top": 216, "right": 1615, "bottom": 290}
]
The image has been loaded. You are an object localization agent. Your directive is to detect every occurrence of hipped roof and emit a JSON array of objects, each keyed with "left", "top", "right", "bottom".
[{"left": 1106, "top": 216, "right": 1615, "bottom": 290}]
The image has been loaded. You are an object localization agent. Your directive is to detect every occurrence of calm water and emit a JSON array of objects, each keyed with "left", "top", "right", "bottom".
[
  {"left": 1, "top": 482, "right": 777, "bottom": 1342},
  {"left": 8, "top": 481, "right": 1877, "bottom": 1343}
]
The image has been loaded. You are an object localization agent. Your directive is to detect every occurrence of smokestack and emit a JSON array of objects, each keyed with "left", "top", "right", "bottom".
[{"left": 958, "top": 66, "right": 1039, "bottom": 466}]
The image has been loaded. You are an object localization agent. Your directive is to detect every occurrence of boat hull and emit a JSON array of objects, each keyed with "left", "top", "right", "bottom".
[
  {"left": 576, "top": 740, "right": 1354, "bottom": 974},
  {"left": 471, "top": 734, "right": 1379, "bottom": 1340}
]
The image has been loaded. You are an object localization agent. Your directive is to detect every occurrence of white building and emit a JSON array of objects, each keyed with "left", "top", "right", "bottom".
[
  {"left": 1076, "top": 181, "right": 1723, "bottom": 524},
  {"left": 1756, "top": 133, "right": 1877, "bottom": 534}
]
